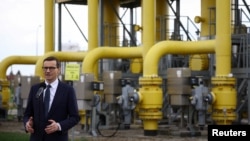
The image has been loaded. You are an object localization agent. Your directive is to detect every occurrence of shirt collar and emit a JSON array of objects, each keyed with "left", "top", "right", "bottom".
[{"left": 45, "top": 79, "right": 59, "bottom": 89}]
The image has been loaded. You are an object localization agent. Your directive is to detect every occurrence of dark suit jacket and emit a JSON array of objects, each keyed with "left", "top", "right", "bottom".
[{"left": 23, "top": 80, "right": 80, "bottom": 141}]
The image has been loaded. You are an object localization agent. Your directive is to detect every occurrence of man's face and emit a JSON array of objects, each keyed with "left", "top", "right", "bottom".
[{"left": 42, "top": 60, "right": 60, "bottom": 83}]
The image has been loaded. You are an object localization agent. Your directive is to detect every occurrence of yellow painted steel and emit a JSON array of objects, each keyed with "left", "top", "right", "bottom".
[
  {"left": 79, "top": 109, "right": 90, "bottom": 127},
  {"left": 156, "top": 0, "right": 167, "bottom": 41},
  {"left": 143, "top": 40, "right": 215, "bottom": 76},
  {"left": 138, "top": 0, "right": 214, "bottom": 132},
  {"left": 210, "top": 0, "right": 236, "bottom": 125},
  {"left": 82, "top": 47, "right": 142, "bottom": 74},
  {"left": 0, "top": 56, "right": 39, "bottom": 80},
  {"left": 88, "top": 0, "right": 98, "bottom": 51},
  {"left": 211, "top": 77, "right": 237, "bottom": 124},
  {"left": 79, "top": 110, "right": 85, "bottom": 125},
  {"left": 189, "top": 54, "right": 209, "bottom": 71},
  {"left": 103, "top": 0, "right": 119, "bottom": 46},
  {"left": 138, "top": 76, "right": 163, "bottom": 131},
  {"left": 44, "top": 0, "right": 55, "bottom": 53},
  {"left": 194, "top": 16, "right": 204, "bottom": 24},
  {"left": 35, "top": 51, "right": 87, "bottom": 79},
  {"left": 200, "top": 0, "right": 216, "bottom": 37},
  {"left": 0, "top": 56, "right": 39, "bottom": 107},
  {"left": 134, "top": 25, "right": 142, "bottom": 32},
  {"left": 0, "top": 0, "right": 240, "bottom": 132},
  {"left": 87, "top": 0, "right": 99, "bottom": 79},
  {"left": 142, "top": 0, "right": 155, "bottom": 57},
  {"left": 0, "top": 0, "right": 56, "bottom": 109},
  {"left": 215, "top": 1, "right": 231, "bottom": 76},
  {"left": 130, "top": 58, "right": 143, "bottom": 74},
  {"left": 191, "top": 0, "right": 215, "bottom": 72},
  {"left": 136, "top": 91, "right": 143, "bottom": 104},
  {"left": 103, "top": 0, "right": 119, "bottom": 25},
  {"left": 209, "top": 92, "right": 216, "bottom": 104},
  {"left": 0, "top": 80, "right": 10, "bottom": 109}
]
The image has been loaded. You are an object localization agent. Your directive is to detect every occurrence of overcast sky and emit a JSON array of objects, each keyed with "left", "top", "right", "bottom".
[
  {"left": 0, "top": 0, "right": 89, "bottom": 76},
  {"left": 0, "top": 0, "right": 200, "bottom": 76}
]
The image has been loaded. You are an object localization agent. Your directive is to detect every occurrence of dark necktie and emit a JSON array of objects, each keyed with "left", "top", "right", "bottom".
[{"left": 44, "top": 85, "right": 51, "bottom": 118}]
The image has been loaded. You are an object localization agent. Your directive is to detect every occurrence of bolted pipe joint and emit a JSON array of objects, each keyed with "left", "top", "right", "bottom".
[
  {"left": 0, "top": 80, "right": 10, "bottom": 109},
  {"left": 211, "top": 77, "right": 237, "bottom": 125},
  {"left": 138, "top": 76, "right": 163, "bottom": 136}
]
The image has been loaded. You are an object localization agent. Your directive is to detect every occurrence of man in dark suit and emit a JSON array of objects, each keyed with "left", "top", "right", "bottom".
[{"left": 23, "top": 56, "right": 80, "bottom": 141}]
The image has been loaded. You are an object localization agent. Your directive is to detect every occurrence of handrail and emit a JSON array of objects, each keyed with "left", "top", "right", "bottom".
[{"left": 241, "top": 8, "right": 250, "bottom": 23}]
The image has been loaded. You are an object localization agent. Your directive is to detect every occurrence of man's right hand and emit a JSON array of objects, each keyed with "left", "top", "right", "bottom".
[{"left": 25, "top": 117, "right": 34, "bottom": 133}]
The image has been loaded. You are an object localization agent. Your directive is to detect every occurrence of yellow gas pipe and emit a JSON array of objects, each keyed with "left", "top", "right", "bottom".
[
  {"left": 191, "top": 0, "right": 216, "bottom": 71},
  {"left": 156, "top": 0, "right": 168, "bottom": 41},
  {"left": 0, "top": 56, "right": 39, "bottom": 80},
  {"left": 34, "top": 51, "right": 87, "bottom": 79},
  {"left": 137, "top": 0, "right": 159, "bottom": 136},
  {"left": 144, "top": 40, "right": 215, "bottom": 75},
  {"left": 0, "top": 80, "right": 10, "bottom": 110},
  {"left": 140, "top": 40, "right": 215, "bottom": 135},
  {"left": 195, "top": 0, "right": 216, "bottom": 37},
  {"left": 82, "top": 47, "right": 142, "bottom": 74},
  {"left": 141, "top": 0, "right": 155, "bottom": 57},
  {"left": 81, "top": 46, "right": 143, "bottom": 134},
  {"left": 44, "top": 0, "right": 55, "bottom": 53},
  {"left": 0, "top": 0, "right": 55, "bottom": 110},
  {"left": 0, "top": 56, "right": 39, "bottom": 108},
  {"left": 88, "top": 0, "right": 98, "bottom": 51},
  {"left": 103, "top": 0, "right": 119, "bottom": 46},
  {"left": 211, "top": 0, "right": 236, "bottom": 125},
  {"left": 193, "top": 0, "right": 236, "bottom": 124},
  {"left": 88, "top": 0, "right": 99, "bottom": 78},
  {"left": 140, "top": 1, "right": 215, "bottom": 133}
]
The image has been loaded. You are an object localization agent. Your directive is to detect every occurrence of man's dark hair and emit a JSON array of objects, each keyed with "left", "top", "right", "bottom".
[{"left": 43, "top": 56, "right": 61, "bottom": 68}]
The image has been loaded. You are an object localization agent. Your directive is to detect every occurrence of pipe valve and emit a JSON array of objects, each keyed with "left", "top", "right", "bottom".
[
  {"left": 128, "top": 91, "right": 141, "bottom": 104},
  {"left": 204, "top": 92, "right": 215, "bottom": 104}
]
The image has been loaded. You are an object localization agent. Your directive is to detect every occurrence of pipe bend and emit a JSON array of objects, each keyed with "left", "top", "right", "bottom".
[
  {"left": 82, "top": 46, "right": 143, "bottom": 73},
  {"left": 0, "top": 56, "right": 39, "bottom": 80},
  {"left": 143, "top": 40, "right": 216, "bottom": 76},
  {"left": 35, "top": 51, "right": 87, "bottom": 78}
]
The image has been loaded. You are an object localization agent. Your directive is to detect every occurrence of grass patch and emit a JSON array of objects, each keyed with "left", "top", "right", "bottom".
[
  {"left": 0, "top": 131, "right": 89, "bottom": 141},
  {"left": 0, "top": 132, "right": 29, "bottom": 141}
]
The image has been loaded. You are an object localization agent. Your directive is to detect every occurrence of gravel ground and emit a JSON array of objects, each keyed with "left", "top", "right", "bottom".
[{"left": 0, "top": 119, "right": 208, "bottom": 141}]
